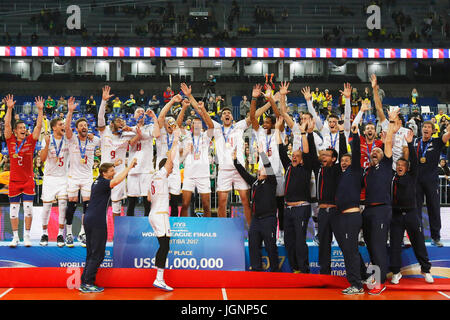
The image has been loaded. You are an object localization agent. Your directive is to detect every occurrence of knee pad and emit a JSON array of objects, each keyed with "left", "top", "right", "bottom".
[
  {"left": 112, "top": 201, "right": 122, "bottom": 215},
  {"left": 58, "top": 199, "right": 67, "bottom": 225},
  {"left": 10, "top": 203, "right": 20, "bottom": 220},
  {"left": 42, "top": 202, "right": 53, "bottom": 226},
  {"left": 23, "top": 201, "right": 33, "bottom": 218}
]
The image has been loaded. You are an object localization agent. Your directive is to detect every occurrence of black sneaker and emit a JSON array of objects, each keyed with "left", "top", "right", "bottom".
[
  {"left": 66, "top": 234, "right": 74, "bottom": 248},
  {"left": 39, "top": 234, "right": 48, "bottom": 246},
  {"left": 57, "top": 235, "right": 65, "bottom": 247}
]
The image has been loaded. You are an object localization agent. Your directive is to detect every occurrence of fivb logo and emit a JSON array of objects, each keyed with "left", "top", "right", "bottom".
[{"left": 366, "top": 5, "right": 381, "bottom": 30}]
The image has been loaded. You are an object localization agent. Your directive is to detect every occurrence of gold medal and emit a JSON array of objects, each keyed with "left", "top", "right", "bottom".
[
  {"left": 80, "top": 157, "right": 87, "bottom": 164},
  {"left": 225, "top": 142, "right": 231, "bottom": 149},
  {"left": 194, "top": 153, "right": 200, "bottom": 160},
  {"left": 420, "top": 157, "right": 426, "bottom": 164},
  {"left": 13, "top": 154, "right": 18, "bottom": 158},
  {"left": 267, "top": 148, "right": 272, "bottom": 157}
]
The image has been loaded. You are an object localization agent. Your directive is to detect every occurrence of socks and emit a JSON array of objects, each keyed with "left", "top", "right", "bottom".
[
  {"left": 24, "top": 229, "right": 30, "bottom": 238},
  {"left": 58, "top": 227, "right": 64, "bottom": 236},
  {"left": 66, "top": 224, "right": 73, "bottom": 235},
  {"left": 157, "top": 268, "right": 164, "bottom": 281},
  {"left": 13, "top": 230, "right": 19, "bottom": 239},
  {"left": 43, "top": 229, "right": 48, "bottom": 236}
]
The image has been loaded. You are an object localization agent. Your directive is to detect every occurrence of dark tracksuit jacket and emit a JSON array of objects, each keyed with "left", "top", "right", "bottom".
[
  {"left": 390, "top": 142, "right": 432, "bottom": 274},
  {"left": 234, "top": 152, "right": 279, "bottom": 272}
]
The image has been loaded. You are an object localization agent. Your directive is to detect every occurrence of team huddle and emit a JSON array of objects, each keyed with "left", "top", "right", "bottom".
[{"left": 2, "top": 74, "right": 447, "bottom": 294}]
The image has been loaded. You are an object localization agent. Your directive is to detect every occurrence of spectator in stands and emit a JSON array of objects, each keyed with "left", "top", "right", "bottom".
[
  {"left": 44, "top": 96, "right": 56, "bottom": 117},
  {"left": 351, "top": 87, "right": 361, "bottom": 116},
  {"left": 163, "top": 86, "right": 174, "bottom": 104},
  {"left": 439, "top": 158, "right": 450, "bottom": 176},
  {"left": 123, "top": 94, "right": 136, "bottom": 114},
  {"left": 240, "top": 95, "right": 250, "bottom": 120},
  {"left": 435, "top": 109, "right": 450, "bottom": 124},
  {"left": 312, "top": 88, "right": 324, "bottom": 112},
  {"left": 322, "top": 89, "right": 333, "bottom": 117},
  {"left": 39, "top": 114, "right": 51, "bottom": 142},
  {"left": 86, "top": 95, "right": 97, "bottom": 115},
  {"left": 438, "top": 158, "right": 450, "bottom": 203},
  {"left": 136, "top": 89, "right": 148, "bottom": 108},
  {"left": 411, "top": 88, "right": 419, "bottom": 105},
  {"left": 112, "top": 97, "right": 122, "bottom": 114},
  {"left": 148, "top": 95, "right": 161, "bottom": 114},
  {"left": 33, "top": 156, "right": 44, "bottom": 205},
  {"left": 56, "top": 96, "right": 67, "bottom": 113}
]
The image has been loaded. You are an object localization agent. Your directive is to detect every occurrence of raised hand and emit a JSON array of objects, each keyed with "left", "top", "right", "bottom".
[
  {"left": 35, "top": 96, "right": 45, "bottom": 111},
  {"left": 301, "top": 86, "right": 312, "bottom": 101},
  {"left": 370, "top": 74, "right": 377, "bottom": 89},
  {"left": 114, "top": 158, "right": 123, "bottom": 167},
  {"left": 275, "top": 116, "right": 284, "bottom": 130},
  {"left": 351, "top": 125, "right": 358, "bottom": 134},
  {"left": 5, "top": 94, "right": 16, "bottom": 109},
  {"left": 102, "top": 85, "right": 114, "bottom": 101},
  {"left": 388, "top": 108, "right": 400, "bottom": 121},
  {"left": 279, "top": 81, "right": 291, "bottom": 96},
  {"left": 129, "top": 158, "right": 137, "bottom": 168},
  {"left": 172, "top": 94, "right": 183, "bottom": 103},
  {"left": 181, "top": 98, "right": 190, "bottom": 109},
  {"left": 360, "top": 101, "right": 371, "bottom": 113},
  {"left": 340, "top": 82, "right": 352, "bottom": 99},
  {"left": 146, "top": 108, "right": 156, "bottom": 119},
  {"left": 404, "top": 129, "right": 414, "bottom": 143},
  {"left": 252, "top": 84, "right": 263, "bottom": 98},
  {"left": 307, "top": 118, "right": 315, "bottom": 133},
  {"left": 180, "top": 83, "right": 192, "bottom": 96},
  {"left": 44, "top": 131, "right": 51, "bottom": 145},
  {"left": 67, "top": 96, "right": 77, "bottom": 112}
]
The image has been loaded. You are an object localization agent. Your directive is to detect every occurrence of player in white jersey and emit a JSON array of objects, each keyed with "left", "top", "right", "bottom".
[
  {"left": 179, "top": 83, "right": 215, "bottom": 217},
  {"left": 98, "top": 85, "right": 136, "bottom": 216},
  {"left": 126, "top": 107, "right": 160, "bottom": 216},
  {"left": 65, "top": 97, "right": 101, "bottom": 247},
  {"left": 39, "top": 116, "right": 69, "bottom": 247},
  {"left": 148, "top": 127, "right": 181, "bottom": 292},
  {"left": 249, "top": 83, "right": 287, "bottom": 242},
  {"left": 212, "top": 94, "right": 271, "bottom": 226},
  {"left": 156, "top": 93, "right": 184, "bottom": 217}
]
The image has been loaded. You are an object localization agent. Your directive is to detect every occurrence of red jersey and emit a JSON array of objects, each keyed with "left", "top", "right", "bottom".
[{"left": 7, "top": 134, "right": 37, "bottom": 183}]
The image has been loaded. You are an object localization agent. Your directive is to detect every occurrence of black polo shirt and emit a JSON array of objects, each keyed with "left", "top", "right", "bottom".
[{"left": 83, "top": 176, "right": 111, "bottom": 229}]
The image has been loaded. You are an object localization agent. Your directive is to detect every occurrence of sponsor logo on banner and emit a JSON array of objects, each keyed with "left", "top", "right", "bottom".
[{"left": 113, "top": 217, "right": 246, "bottom": 271}]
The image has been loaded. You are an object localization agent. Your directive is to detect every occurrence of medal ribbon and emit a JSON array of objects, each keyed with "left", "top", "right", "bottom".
[
  {"left": 330, "top": 132, "right": 338, "bottom": 149},
  {"left": 221, "top": 125, "right": 234, "bottom": 143},
  {"left": 78, "top": 136, "right": 88, "bottom": 161},
  {"left": 52, "top": 135, "right": 64, "bottom": 158},
  {"left": 15, "top": 138, "right": 27, "bottom": 156}
]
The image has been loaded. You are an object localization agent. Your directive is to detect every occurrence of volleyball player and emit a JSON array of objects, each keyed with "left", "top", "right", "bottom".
[
  {"left": 126, "top": 107, "right": 160, "bottom": 217},
  {"left": 179, "top": 83, "right": 215, "bottom": 217},
  {"left": 156, "top": 93, "right": 184, "bottom": 217},
  {"left": 98, "top": 85, "right": 136, "bottom": 217},
  {"left": 39, "top": 115, "right": 69, "bottom": 247},
  {"left": 65, "top": 97, "right": 101, "bottom": 247},
  {"left": 4, "top": 94, "right": 44, "bottom": 247},
  {"left": 148, "top": 127, "right": 181, "bottom": 291}
]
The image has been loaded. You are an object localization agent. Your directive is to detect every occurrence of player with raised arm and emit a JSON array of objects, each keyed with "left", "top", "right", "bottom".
[
  {"left": 179, "top": 83, "right": 215, "bottom": 217},
  {"left": 4, "top": 94, "right": 44, "bottom": 247},
  {"left": 126, "top": 107, "right": 160, "bottom": 216},
  {"left": 156, "top": 93, "right": 184, "bottom": 217},
  {"left": 148, "top": 126, "right": 181, "bottom": 291},
  {"left": 65, "top": 97, "right": 101, "bottom": 247},
  {"left": 39, "top": 114, "right": 69, "bottom": 247},
  {"left": 98, "top": 85, "right": 136, "bottom": 217}
]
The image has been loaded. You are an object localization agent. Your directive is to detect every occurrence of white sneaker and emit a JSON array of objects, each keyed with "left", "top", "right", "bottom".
[
  {"left": 153, "top": 279, "right": 173, "bottom": 291},
  {"left": 422, "top": 272, "right": 434, "bottom": 284},
  {"left": 24, "top": 235, "right": 32, "bottom": 247},
  {"left": 9, "top": 237, "right": 19, "bottom": 248},
  {"left": 391, "top": 272, "right": 402, "bottom": 284},
  {"left": 276, "top": 231, "right": 284, "bottom": 246}
]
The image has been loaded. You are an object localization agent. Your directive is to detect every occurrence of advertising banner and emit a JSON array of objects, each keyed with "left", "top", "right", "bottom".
[{"left": 113, "top": 217, "right": 246, "bottom": 271}]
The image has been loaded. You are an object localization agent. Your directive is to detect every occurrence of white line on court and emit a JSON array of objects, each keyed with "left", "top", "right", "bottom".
[
  {"left": 0, "top": 288, "right": 13, "bottom": 299},
  {"left": 221, "top": 288, "right": 228, "bottom": 300},
  {"left": 437, "top": 291, "right": 450, "bottom": 299}
]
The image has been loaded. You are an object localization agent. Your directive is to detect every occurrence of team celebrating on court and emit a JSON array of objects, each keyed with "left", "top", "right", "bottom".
[{"left": 3, "top": 74, "right": 446, "bottom": 294}]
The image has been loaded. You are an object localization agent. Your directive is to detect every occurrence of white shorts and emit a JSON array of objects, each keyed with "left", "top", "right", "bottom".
[
  {"left": 127, "top": 173, "right": 152, "bottom": 197},
  {"left": 216, "top": 169, "right": 249, "bottom": 192},
  {"left": 168, "top": 172, "right": 181, "bottom": 195},
  {"left": 41, "top": 176, "right": 68, "bottom": 202},
  {"left": 182, "top": 176, "right": 211, "bottom": 194},
  {"left": 276, "top": 174, "right": 285, "bottom": 197},
  {"left": 111, "top": 178, "right": 127, "bottom": 202},
  {"left": 149, "top": 211, "right": 171, "bottom": 237},
  {"left": 67, "top": 177, "right": 93, "bottom": 199}
]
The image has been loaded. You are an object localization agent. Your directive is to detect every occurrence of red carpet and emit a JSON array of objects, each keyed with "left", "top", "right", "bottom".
[{"left": 0, "top": 268, "right": 449, "bottom": 290}]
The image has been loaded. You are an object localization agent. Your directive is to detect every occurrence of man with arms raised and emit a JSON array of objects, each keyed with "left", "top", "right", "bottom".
[
  {"left": 4, "top": 94, "right": 44, "bottom": 247},
  {"left": 39, "top": 113, "right": 70, "bottom": 247},
  {"left": 65, "top": 97, "right": 101, "bottom": 247}
]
